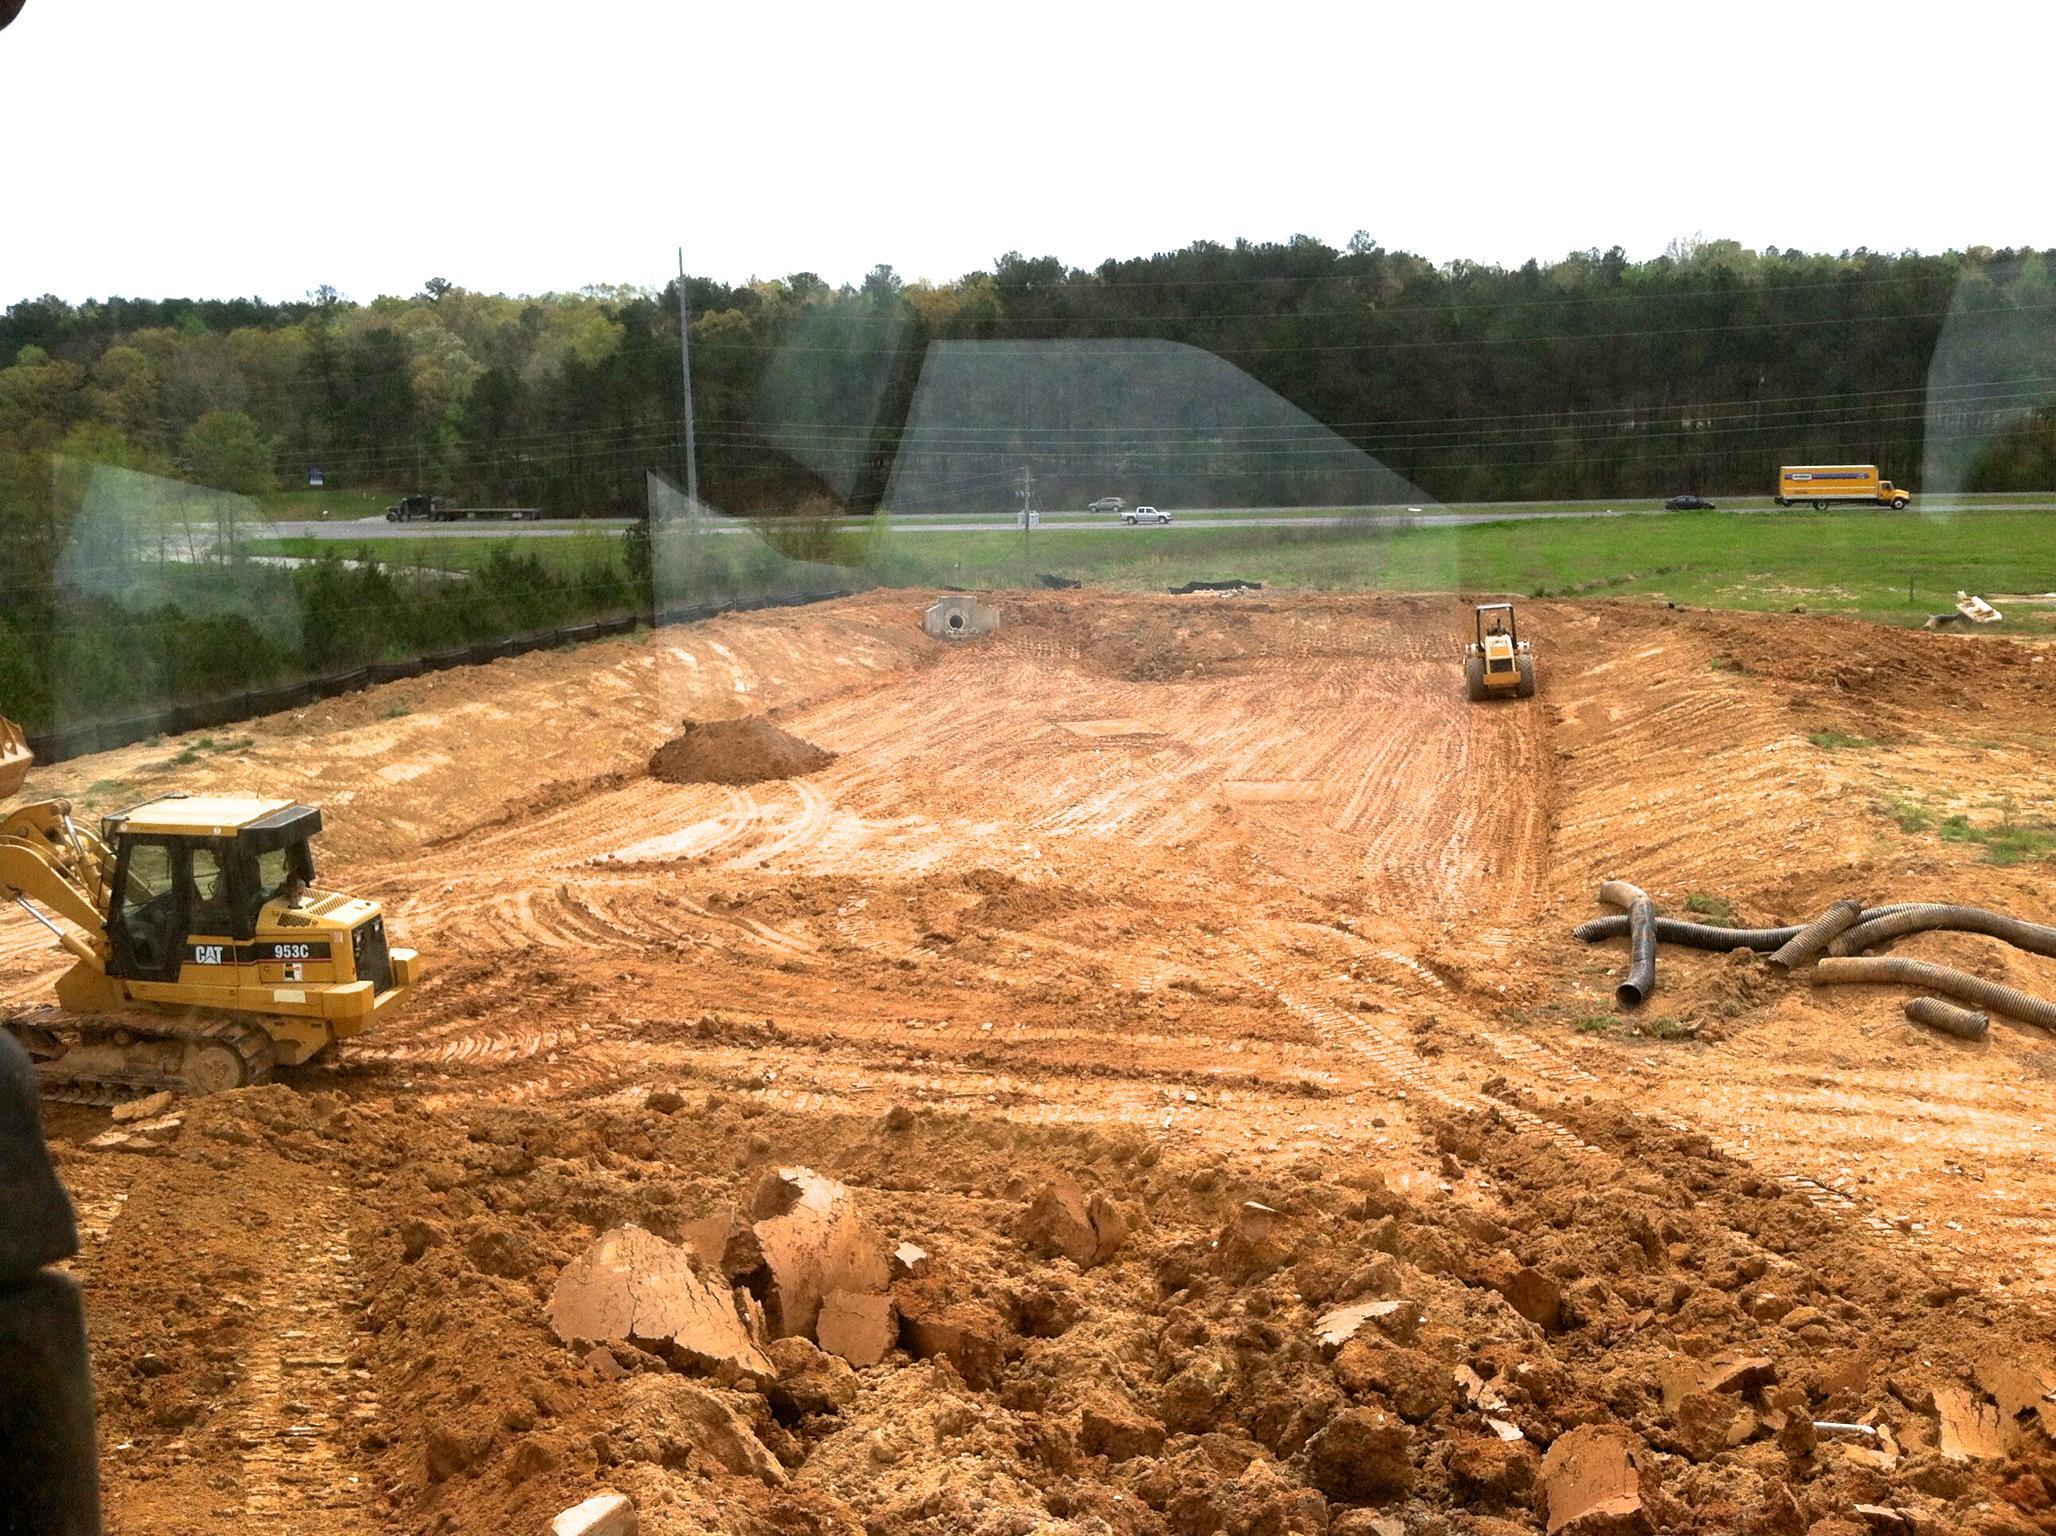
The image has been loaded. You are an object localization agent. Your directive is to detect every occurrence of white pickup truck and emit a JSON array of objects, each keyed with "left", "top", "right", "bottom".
[{"left": 1121, "top": 505, "right": 1171, "bottom": 526}]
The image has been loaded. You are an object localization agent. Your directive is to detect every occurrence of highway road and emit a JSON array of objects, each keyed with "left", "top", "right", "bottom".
[
  {"left": 263, "top": 498, "right": 2055, "bottom": 543},
  {"left": 268, "top": 505, "right": 1651, "bottom": 541}
]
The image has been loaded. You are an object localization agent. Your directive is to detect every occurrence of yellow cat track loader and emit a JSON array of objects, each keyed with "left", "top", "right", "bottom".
[{"left": 1, "top": 713, "right": 419, "bottom": 1101}]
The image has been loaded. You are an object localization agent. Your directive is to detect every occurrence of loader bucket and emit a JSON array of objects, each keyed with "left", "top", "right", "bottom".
[{"left": 0, "top": 715, "right": 33, "bottom": 801}]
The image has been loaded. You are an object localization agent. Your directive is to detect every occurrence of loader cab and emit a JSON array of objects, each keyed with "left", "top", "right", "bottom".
[{"left": 101, "top": 798, "right": 321, "bottom": 984}]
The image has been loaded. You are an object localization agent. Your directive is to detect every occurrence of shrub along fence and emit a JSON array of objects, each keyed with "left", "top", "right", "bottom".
[{"left": 23, "top": 587, "right": 857, "bottom": 767}]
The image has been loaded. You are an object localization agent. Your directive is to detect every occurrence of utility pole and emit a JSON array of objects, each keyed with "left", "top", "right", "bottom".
[
  {"left": 676, "top": 249, "right": 700, "bottom": 515},
  {"left": 1017, "top": 465, "right": 1035, "bottom": 574}
]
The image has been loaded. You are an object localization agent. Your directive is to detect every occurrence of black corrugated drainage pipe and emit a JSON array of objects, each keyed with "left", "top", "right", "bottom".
[
  {"left": 1574, "top": 916, "right": 1805, "bottom": 952},
  {"left": 1811, "top": 957, "right": 2056, "bottom": 1031},
  {"left": 1598, "top": 880, "right": 1657, "bottom": 1008},
  {"left": 1572, "top": 904, "right": 1915, "bottom": 953},
  {"left": 1766, "top": 899, "right": 1865, "bottom": 973},
  {"left": 1903, "top": 997, "right": 1989, "bottom": 1041},
  {"left": 1828, "top": 904, "right": 2056, "bottom": 961}
]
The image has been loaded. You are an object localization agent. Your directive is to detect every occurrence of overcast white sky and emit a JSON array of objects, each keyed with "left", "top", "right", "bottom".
[{"left": 2, "top": 0, "right": 2045, "bottom": 304}]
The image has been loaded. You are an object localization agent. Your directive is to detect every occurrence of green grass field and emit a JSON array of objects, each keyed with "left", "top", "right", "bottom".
[
  {"left": 882, "top": 507, "right": 2056, "bottom": 629},
  {"left": 248, "top": 505, "right": 2056, "bottom": 633}
]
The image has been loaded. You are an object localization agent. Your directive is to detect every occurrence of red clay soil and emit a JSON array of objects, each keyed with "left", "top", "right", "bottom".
[{"left": 11, "top": 590, "right": 2056, "bottom": 1536}]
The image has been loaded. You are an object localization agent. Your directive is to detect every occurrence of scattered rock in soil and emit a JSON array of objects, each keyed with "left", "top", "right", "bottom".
[
  {"left": 551, "top": 1491, "right": 637, "bottom": 1536},
  {"left": 1539, "top": 1424, "right": 1649, "bottom": 1534},
  {"left": 815, "top": 1288, "right": 896, "bottom": 1367},
  {"left": 1014, "top": 1175, "right": 1127, "bottom": 1268},
  {"left": 1078, "top": 1394, "right": 1167, "bottom": 1462},
  {"left": 765, "top": 1336, "right": 857, "bottom": 1419},
  {"left": 890, "top": 1241, "right": 930, "bottom": 1280},
  {"left": 748, "top": 1166, "right": 890, "bottom": 1340},
  {"left": 1658, "top": 1348, "right": 1777, "bottom": 1411},
  {"left": 614, "top": 1374, "right": 786, "bottom": 1486},
  {"left": 1476, "top": 1253, "right": 1564, "bottom": 1331},
  {"left": 548, "top": 1225, "right": 773, "bottom": 1380},
  {"left": 112, "top": 1090, "right": 177, "bottom": 1125},
  {"left": 1934, "top": 1384, "right": 2010, "bottom": 1460},
  {"left": 647, "top": 717, "right": 834, "bottom": 786},
  {"left": 1315, "top": 1297, "right": 1421, "bottom": 1352},
  {"left": 1305, "top": 1405, "right": 1413, "bottom": 1501},
  {"left": 1219, "top": 1200, "right": 1296, "bottom": 1280},
  {"left": 900, "top": 1301, "right": 1010, "bottom": 1389}
]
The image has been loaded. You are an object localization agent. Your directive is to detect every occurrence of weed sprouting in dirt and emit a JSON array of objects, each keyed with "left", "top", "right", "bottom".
[
  {"left": 1882, "top": 791, "right": 2055, "bottom": 863},
  {"left": 1807, "top": 727, "right": 1872, "bottom": 749},
  {"left": 1884, "top": 793, "right": 1933, "bottom": 833},
  {"left": 1635, "top": 1015, "right": 1701, "bottom": 1040},
  {"left": 1683, "top": 892, "right": 1737, "bottom": 925},
  {"left": 1938, "top": 804, "right": 2056, "bottom": 865}
]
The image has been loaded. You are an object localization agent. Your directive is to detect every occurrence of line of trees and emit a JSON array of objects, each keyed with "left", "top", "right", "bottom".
[
  {"left": 5, "top": 239, "right": 2052, "bottom": 526},
  {"left": 2, "top": 236, "right": 2052, "bottom": 731}
]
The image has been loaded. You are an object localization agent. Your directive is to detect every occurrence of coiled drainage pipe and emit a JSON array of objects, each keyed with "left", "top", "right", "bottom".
[
  {"left": 1766, "top": 899, "right": 1865, "bottom": 973},
  {"left": 1827, "top": 904, "right": 2056, "bottom": 961},
  {"left": 1812, "top": 957, "right": 2056, "bottom": 1032},
  {"left": 1903, "top": 997, "right": 1989, "bottom": 1041},
  {"left": 1598, "top": 879, "right": 1658, "bottom": 1008}
]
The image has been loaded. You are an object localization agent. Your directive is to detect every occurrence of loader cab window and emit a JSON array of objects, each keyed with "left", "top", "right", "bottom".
[
  {"left": 111, "top": 838, "right": 184, "bottom": 982},
  {"left": 187, "top": 843, "right": 236, "bottom": 937},
  {"left": 246, "top": 838, "right": 316, "bottom": 926}
]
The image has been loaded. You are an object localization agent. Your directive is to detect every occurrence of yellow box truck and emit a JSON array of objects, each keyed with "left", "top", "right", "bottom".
[{"left": 1775, "top": 465, "right": 1910, "bottom": 510}]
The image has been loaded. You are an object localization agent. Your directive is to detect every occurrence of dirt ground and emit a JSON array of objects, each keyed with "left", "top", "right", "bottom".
[{"left": 12, "top": 589, "right": 2056, "bottom": 1536}]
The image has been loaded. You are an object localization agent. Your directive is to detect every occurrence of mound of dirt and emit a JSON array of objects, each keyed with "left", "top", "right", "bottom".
[{"left": 647, "top": 717, "right": 835, "bottom": 786}]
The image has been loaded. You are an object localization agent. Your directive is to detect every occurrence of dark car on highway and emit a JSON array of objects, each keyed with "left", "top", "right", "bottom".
[{"left": 1665, "top": 494, "right": 1715, "bottom": 510}]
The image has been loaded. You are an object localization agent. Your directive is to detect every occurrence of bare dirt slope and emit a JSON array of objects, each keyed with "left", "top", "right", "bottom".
[{"left": 13, "top": 590, "right": 2056, "bottom": 1536}]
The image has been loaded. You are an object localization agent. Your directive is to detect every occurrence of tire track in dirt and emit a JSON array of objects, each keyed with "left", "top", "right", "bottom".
[{"left": 227, "top": 1181, "right": 375, "bottom": 1532}]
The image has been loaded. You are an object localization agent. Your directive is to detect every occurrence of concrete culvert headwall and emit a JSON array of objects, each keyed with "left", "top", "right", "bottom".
[{"left": 923, "top": 596, "right": 1000, "bottom": 640}]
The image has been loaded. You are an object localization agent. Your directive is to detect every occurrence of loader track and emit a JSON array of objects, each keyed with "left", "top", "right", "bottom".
[{"left": 10, "top": 1007, "right": 277, "bottom": 1102}]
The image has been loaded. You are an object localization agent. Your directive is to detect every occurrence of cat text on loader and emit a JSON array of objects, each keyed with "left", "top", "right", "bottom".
[
  {"left": 1463, "top": 602, "right": 1536, "bottom": 701},
  {"left": 0, "top": 713, "right": 419, "bottom": 1100}
]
